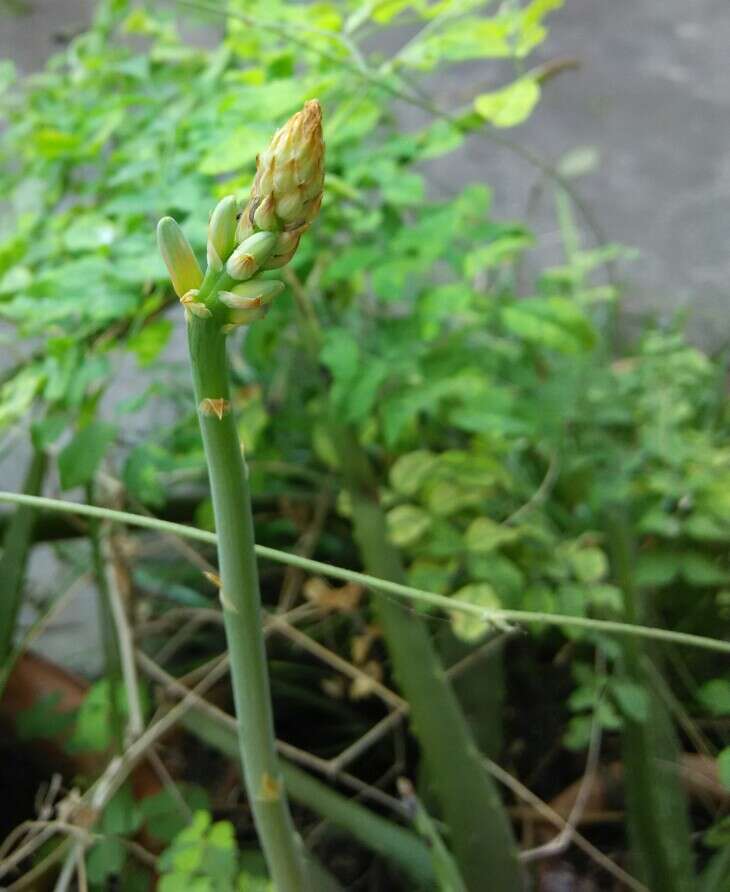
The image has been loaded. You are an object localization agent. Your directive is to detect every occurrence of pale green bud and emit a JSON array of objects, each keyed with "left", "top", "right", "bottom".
[
  {"left": 221, "top": 305, "right": 270, "bottom": 333},
  {"left": 228, "top": 306, "right": 269, "bottom": 327},
  {"left": 157, "top": 216, "right": 203, "bottom": 298},
  {"left": 226, "top": 231, "right": 277, "bottom": 281},
  {"left": 207, "top": 195, "right": 238, "bottom": 271},
  {"left": 235, "top": 213, "right": 254, "bottom": 244},
  {"left": 263, "top": 230, "right": 302, "bottom": 270},
  {"left": 218, "top": 279, "right": 285, "bottom": 310},
  {"left": 251, "top": 194, "right": 278, "bottom": 231}
]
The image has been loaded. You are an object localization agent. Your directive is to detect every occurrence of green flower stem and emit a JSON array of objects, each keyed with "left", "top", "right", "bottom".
[
  {"left": 1, "top": 491, "right": 730, "bottom": 655},
  {"left": 186, "top": 310, "right": 307, "bottom": 891}
]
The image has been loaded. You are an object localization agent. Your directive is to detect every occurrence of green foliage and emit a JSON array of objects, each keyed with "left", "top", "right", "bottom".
[
  {"left": 401, "top": 784, "right": 468, "bottom": 892},
  {"left": 392, "top": 0, "right": 563, "bottom": 69},
  {"left": 474, "top": 77, "right": 541, "bottom": 128},
  {"left": 80, "top": 783, "right": 212, "bottom": 888},
  {"left": 140, "top": 786, "right": 212, "bottom": 845},
  {"left": 0, "top": 448, "right": 47, "bottom": 674},
  {"left": 87, "top": 784, "right": 142, "bottom": 885},
  {"left": 58, "top": 420, "right": 117, "bottom": 489},
  {"left": 449, "top": 582, "right": 501, "bottom": 641},
  {"left": 66, "top": 678, "right": 148, "bottom": 753},
  {"left": 698, "top": 678, "right": 730, "bottom": 716},
  {"left": 158, "top": 811, "right": 271, "bottom": 892}
]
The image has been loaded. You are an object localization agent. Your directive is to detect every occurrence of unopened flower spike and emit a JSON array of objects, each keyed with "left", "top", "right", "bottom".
[
  {"left": 158, "top": 101, "right": 324, "bottom": 334},
  {"left": 217, "top": 282, "right": 284, "bottom": 332},
  {"left": 157, "top": 216, "right": 203, "bottom": 298},
  {"left": 236, "top": 99, "right": 324, "bottom": 269},
  {"left": 222, "top": 306, "right": 269, "bottom": 333}
]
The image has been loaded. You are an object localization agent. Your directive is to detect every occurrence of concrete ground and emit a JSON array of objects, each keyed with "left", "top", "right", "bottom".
[
  {"left": 524, "top": 0, "right": 730, "bottom": 343},
  {"left": 1, "top": 0, "right": 728, "bottom": 671}
]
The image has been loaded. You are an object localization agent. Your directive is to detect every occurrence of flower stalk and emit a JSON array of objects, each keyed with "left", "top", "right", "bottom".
[{"left": 157, "top": 99, "right": 325, "bottom": 892}]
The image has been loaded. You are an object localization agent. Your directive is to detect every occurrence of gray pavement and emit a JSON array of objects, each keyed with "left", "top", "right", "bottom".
[{"left": 527, "top": 0, "right": 730, "bottom": 342}]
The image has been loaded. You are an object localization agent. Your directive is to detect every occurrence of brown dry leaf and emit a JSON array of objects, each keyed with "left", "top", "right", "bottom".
[
  {"left": 349, "top": 660, "right": 383, "bottom": 701},
  {"left": 351, "top": 625, "right": 381, "bottom": 665},
  {"left": 611, "top": 357, "right": 637, "bottom": 375},
  {"left": 204, "top": 570, "right": 222, "bottom": 589},
  {"left": 304, "top": 576, "right": 363, "bottom": 613},
  {"left": 279, "top": 495, "right": 310, "bottom": 531}
]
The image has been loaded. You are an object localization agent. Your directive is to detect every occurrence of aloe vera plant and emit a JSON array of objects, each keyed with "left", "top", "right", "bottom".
[
  {"left": 157, "top": 101, "right": 325, "bottom": 892},
  {"left": 334, "top": 425, "right": 524, "bottom": 890},
  {"left": 289, "top": 261, "right": 523, "bottom": 886}
]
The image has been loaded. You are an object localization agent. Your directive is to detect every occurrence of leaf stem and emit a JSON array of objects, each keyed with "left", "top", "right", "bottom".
[
  {"left": 87, "top": 496, "right": 125, "bottom": 751},
  {"left": 333, "top": 423, "right": 523, "bottom": 889}
]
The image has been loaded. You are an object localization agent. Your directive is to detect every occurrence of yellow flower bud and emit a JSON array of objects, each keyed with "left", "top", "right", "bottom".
[
  {"left": 239, "top": 100, "right": 325, "bottom": 248},
  {"left": 156, "top": 216, "right": 203, "bottom": 298}
]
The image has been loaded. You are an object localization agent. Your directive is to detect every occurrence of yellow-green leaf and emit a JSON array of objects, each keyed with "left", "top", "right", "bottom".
[
  {"left": 568, "top": 546, "right": 608, "bottom": 583},
  {"left": 387, "top": 504, "right": 432, "bottom": 547},
  {"left": 450, "top": 583, "right": 501, "bottom": 642},
  {"left": 390, "top": 451, "right": 438, "bottom": 497},
  {"left": 474, "top": 78, "right": 541, "bottom": 128},
  {"left": 465, "top": 516, "right": 520, "bottom": 552}
]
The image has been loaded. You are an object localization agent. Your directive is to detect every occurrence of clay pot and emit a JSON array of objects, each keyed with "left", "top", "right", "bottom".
[{"left": 0, "top": 652, "right": 162, "bottom": 885}]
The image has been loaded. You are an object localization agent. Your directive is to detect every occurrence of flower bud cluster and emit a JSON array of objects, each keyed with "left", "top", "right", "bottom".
[
  {"left": 157, "top": 100, "right": 324, "bottom": 332},
  {"left": 236, "top": 99, "right": 324, "bottom": 270}
]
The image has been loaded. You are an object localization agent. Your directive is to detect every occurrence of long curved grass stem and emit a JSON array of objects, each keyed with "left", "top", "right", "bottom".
[{"left": 1, "top": 491, "right": 729, "bottom": 656}]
